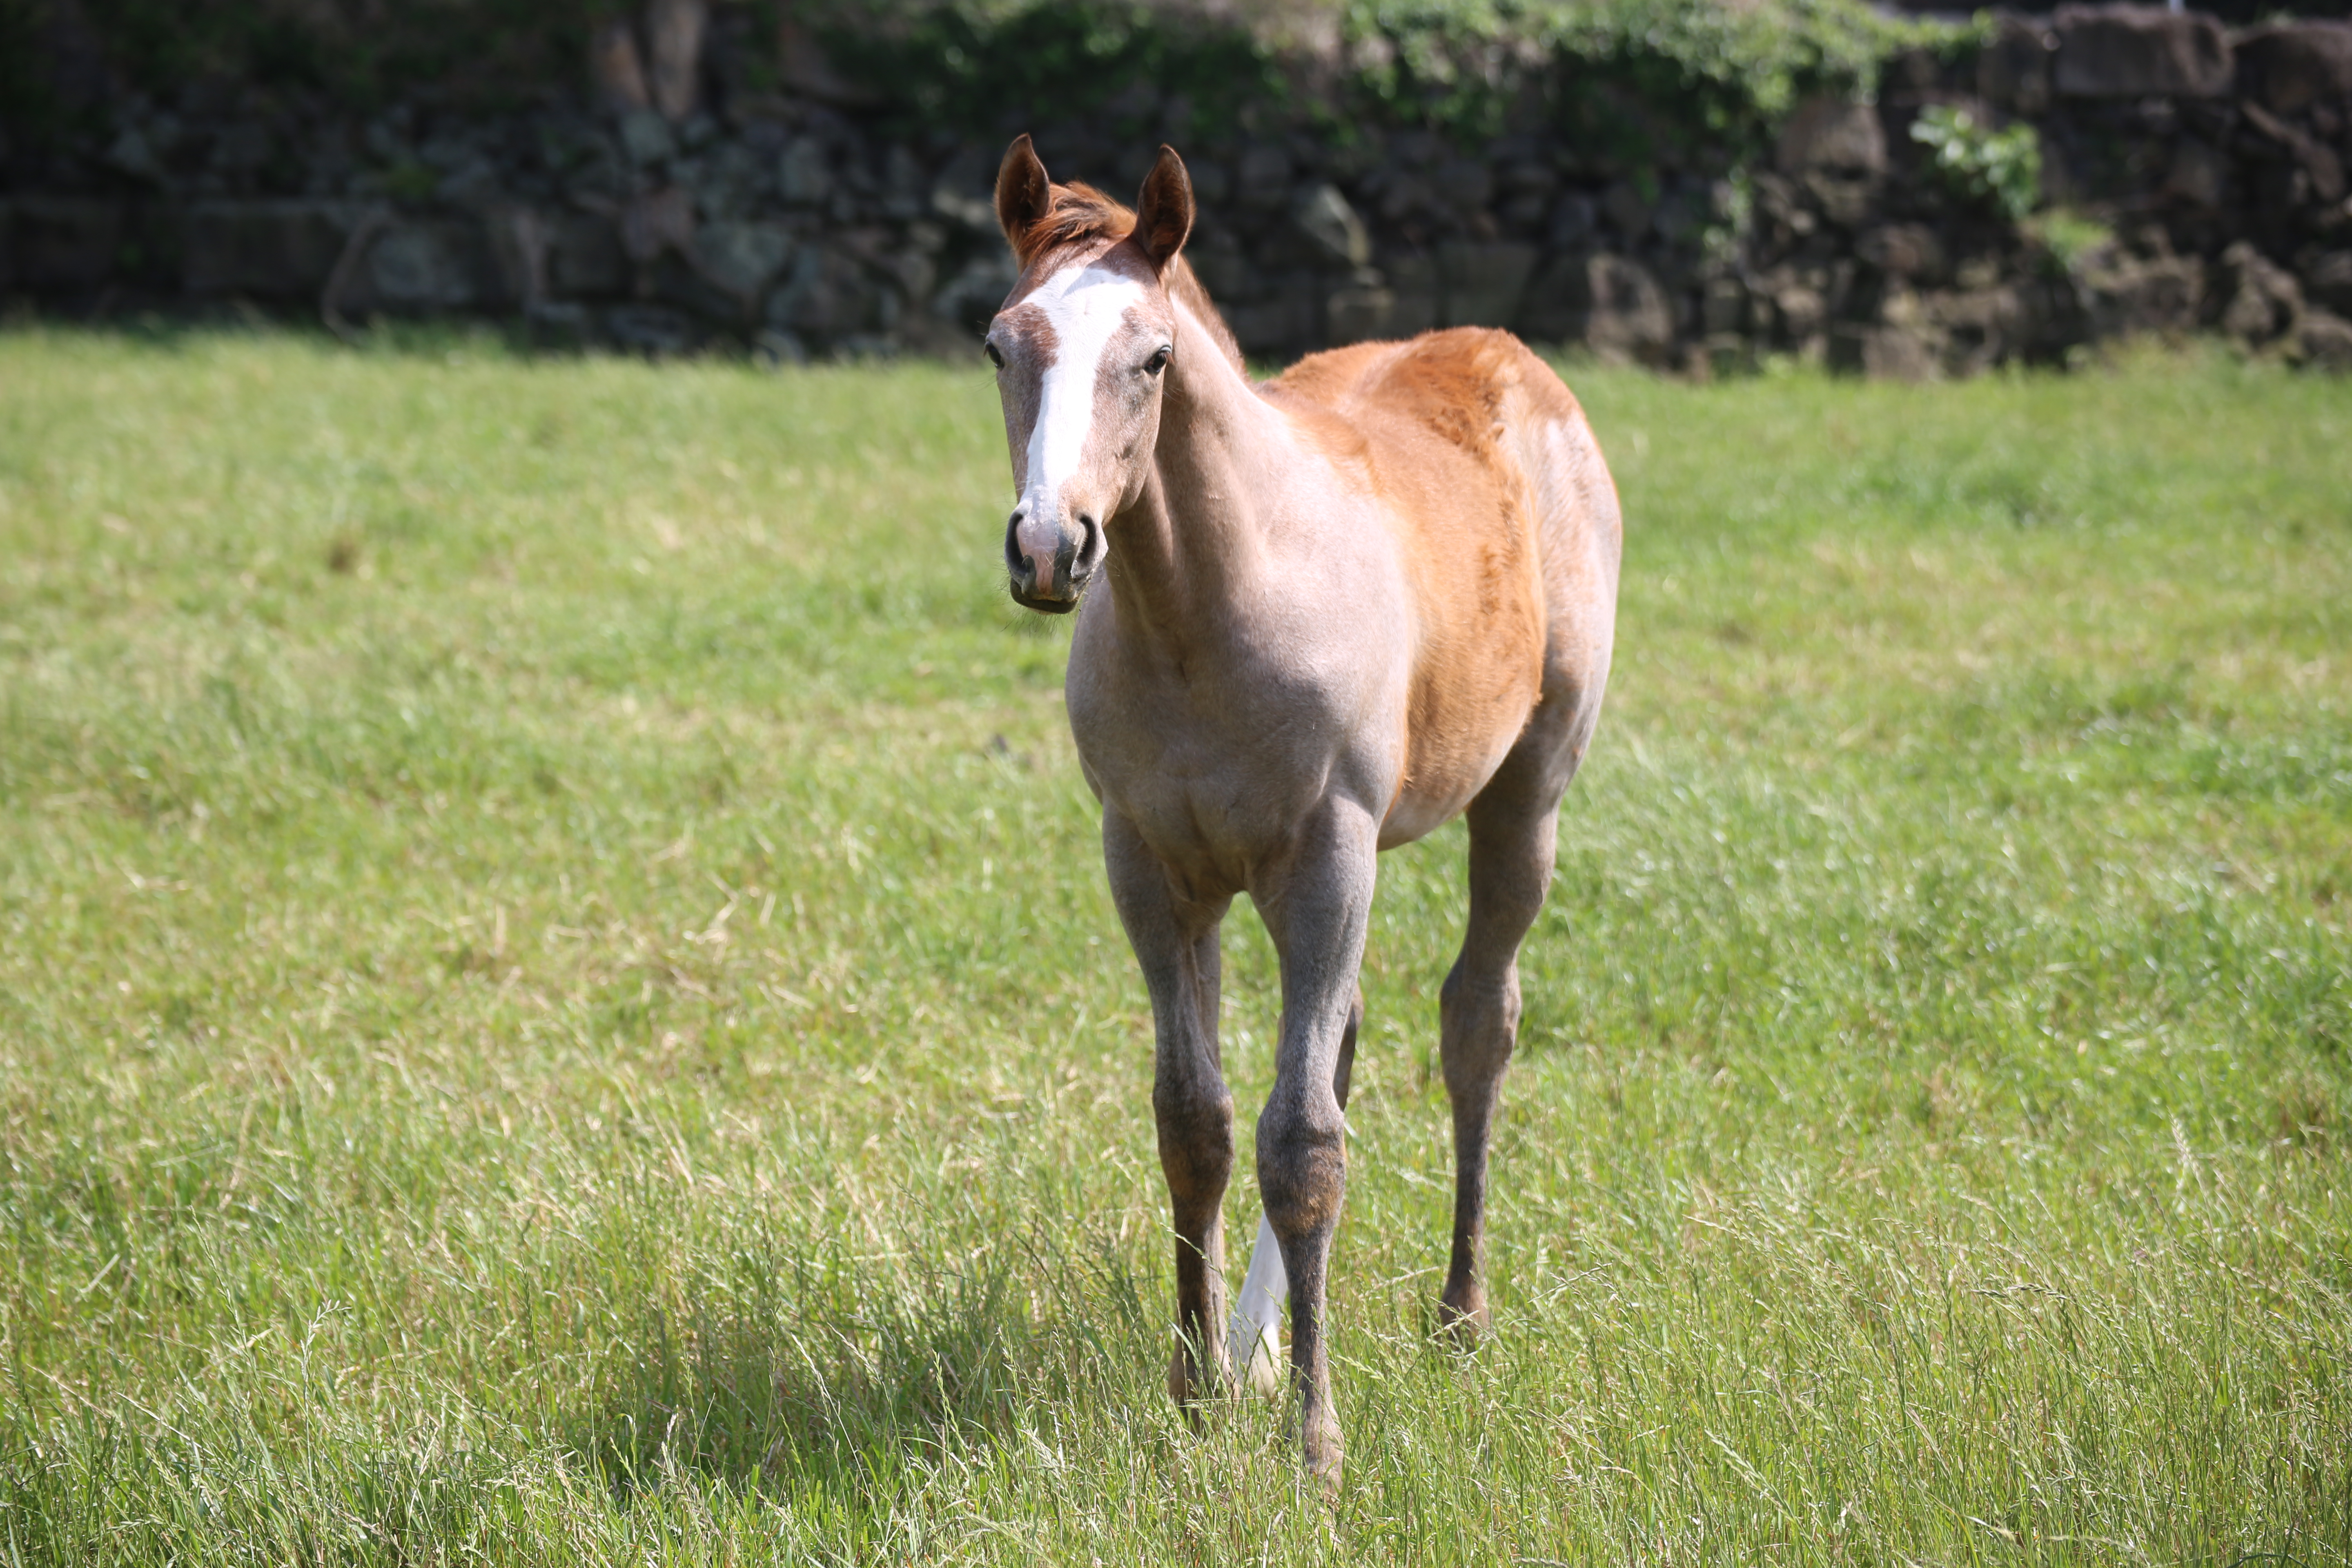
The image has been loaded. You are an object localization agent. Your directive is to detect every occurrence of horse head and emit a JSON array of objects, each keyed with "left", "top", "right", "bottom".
[{"left": 984, "top": 135, "right": 1195, "bottom": 613}]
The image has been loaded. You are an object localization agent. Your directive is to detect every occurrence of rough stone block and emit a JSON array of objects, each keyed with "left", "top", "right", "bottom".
[
  {"left": 1547, "top": 192, "right": 1597, "bottom": 249},
  {"left": 1703, "top": 333, "right": 1753, "bottom": 378},
  {"left": 2166, "top": 137, "right": 2231, "bottom": 207},
  {"left": 930, "top": 249, "right": 1018, "bottom": 336},
  {"left": 7, "top": 198, "right": 126, "bottom": 289},
  {"left": 364, "top": 220, "right": 494, "bottom": 309},
  {"left": 778, "top": 138, "right": 832, "bottom": 207},
  {"left": 1857, "top": 224, "right": 1946, "bottom": 283},
  {"left": 2296, "top": 307, "right": 2352, "bottom": 370},
  {"left": 2081, "top": 252, "right": 2206, "bottom": 336},
  {"left": 1768, "top": 281, "right": 1829, "bottom": 350},
  {"left": 1701, "top": 275, "right": 1748, "bottom": 336},
  {"left": 2054, "top": 5, "right": 2231, "bottom": 98},
  {"left": 1383, "top": 254, "right": 1439, "bottom": 339},
  {"left": 1979, "top": 18, "right": 2057, "bottom": 114},
  {"left": 645, "top": 0, "right": 707, "bottom": 122},
  {"left": 2304, "top": 250, "right": 2352, "bottom": 316},
  {"left": 2234, "top": 22, "right": 2352, "bottom": 116},
  {"left": 1221, "top": 287, "right": 1315, "bottom": 353},
  {"left": 1929, "top": 286, "right": 2026, "bottom": 374},
  {"left": 182, "top": 201, "right": 353, "bottom": 296},
  {"left": 1237, "top": 143, "right": 1292, "bottom": 210},
  {"left": 1438, "top": 239, "right": 1536, "bottom": 328},
  {"left": 695, "top": 220, "right": 794, "bottom": 303},
  {"left": 1583, "top": 254, "right": 1674, "bottom": 366},
  {"left": 766, "top": 246, "right": 890, "bottom": 339},
  {"left": 2241, "top": 101, "right": 2347, "bottom": 205},
  {"left": 1804, "top": 171, "right": 1879, "bottom": 230},
  {"left": 606, "top": 302, "right": 700, "bottom": 355},
  {"left": 592, "top": 18, "right": 651, "bottom": 115},
  {"left": 1514, "top": 253, "right": 1589, "bottom": 343},
  {"left": 1325, "top": 283, "right": 1396, "bottom": 344},
  {"left": 2218, "top": 240, "right": 2302, "bottom": 344},
  {"left": 619, "top": 109, "right": 676, "bottom": 167},
  {"left": 547, "top": 212, "right": 628, "bottom": 297},
  {"left": 1601, "top": 180, "right": 1655, "bottom": 237},
  {"left": 1830, "top": 323, "right": 1936, "bottom": 381},
  {"left": 1776, "top": 98, "right": 1888, "bottom": 176}
]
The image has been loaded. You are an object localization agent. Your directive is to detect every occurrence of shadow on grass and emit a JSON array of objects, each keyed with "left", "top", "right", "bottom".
[
  {"left": 573, "top": 1224, "right": 1163, "bottom": 1514},
  {"left": 1, "top": 297, "right": 546, "bottom": 355}
]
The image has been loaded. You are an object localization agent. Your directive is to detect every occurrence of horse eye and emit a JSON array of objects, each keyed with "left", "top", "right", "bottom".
[
  {"left": 984, "top": 342, "right": 1004, "bottom": 370},
  {"left": 1145, "top": 345, "right": 1172, "bottom": 374}
]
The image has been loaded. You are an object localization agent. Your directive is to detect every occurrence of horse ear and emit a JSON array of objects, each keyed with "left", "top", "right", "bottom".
[
  {"left": 996, "top": 134, "right": 1052, "bottom": 259},
  {"left": 1131, "top": 145, "right": 1194, "bottom": 272}
]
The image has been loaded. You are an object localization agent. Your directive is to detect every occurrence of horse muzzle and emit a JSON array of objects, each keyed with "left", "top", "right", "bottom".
[{"left": 1006, "top": 507, "right": 1102, "bottom": 614}]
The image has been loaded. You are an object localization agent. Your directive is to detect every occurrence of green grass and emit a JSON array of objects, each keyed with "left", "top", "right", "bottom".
[{"left": 2, "top": 325, "right": 2348, "bottom": 1564}]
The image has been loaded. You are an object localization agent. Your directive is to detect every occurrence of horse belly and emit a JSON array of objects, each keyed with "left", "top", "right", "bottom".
[{"left": 1378, "top": 704, "right": 1527, "bottom": 848}]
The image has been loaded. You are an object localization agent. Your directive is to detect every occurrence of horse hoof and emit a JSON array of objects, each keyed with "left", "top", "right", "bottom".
[
  {"left": 1302, "top": 1416, "right": 1344, "bottom": 1503},
  {"left": 1167, "top": 1343, "right": 1232, "bottom": 1408},
  {"left": 1437, "top": 1287, "right": 1490, "bottom": 1348}
]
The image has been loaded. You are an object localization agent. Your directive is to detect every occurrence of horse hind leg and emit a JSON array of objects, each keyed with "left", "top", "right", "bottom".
[{"left": 1437, "top": 699, "right": 1592, "bottom": 1342}]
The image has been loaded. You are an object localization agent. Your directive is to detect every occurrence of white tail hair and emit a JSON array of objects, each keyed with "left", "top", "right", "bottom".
[{"left": 1224, "top": 1214, "right": 1287, "bottom": 1396}]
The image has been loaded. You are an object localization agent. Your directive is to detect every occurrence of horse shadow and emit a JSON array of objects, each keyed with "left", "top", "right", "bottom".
[{"left": 561, "top": 1227, "right": 1163, "bottom": 1510}]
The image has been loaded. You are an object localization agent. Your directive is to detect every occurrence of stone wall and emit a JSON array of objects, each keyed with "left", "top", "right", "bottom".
[{"left": 4, "top": 4, "right": 2350, "bottom": 373}]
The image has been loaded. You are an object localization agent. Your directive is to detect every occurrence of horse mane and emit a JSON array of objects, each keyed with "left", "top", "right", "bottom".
[{"left": 1013, "top": 180, "right": 1246, "bottom": 375}]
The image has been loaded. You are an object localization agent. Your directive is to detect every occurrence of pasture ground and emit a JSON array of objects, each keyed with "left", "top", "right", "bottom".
[{"left": 2, "top": 327, "right": 2349, "bottom": 1564}]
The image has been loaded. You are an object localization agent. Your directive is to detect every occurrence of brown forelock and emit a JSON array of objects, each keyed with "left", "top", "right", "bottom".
[
  {"left": 1010, "top": 180, "right": 1135, "bottom": 267},
  {"left": 1012, "top": 181, "right": 1245, "bottom": 376}
]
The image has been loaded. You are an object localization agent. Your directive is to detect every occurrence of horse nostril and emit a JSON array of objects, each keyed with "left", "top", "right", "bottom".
[
  {"left": 1076, "top": 513, "right": 1102, "bottom": 573},
  {"left": 1004, "top": 513, "right": 1027, "bottom": 577}
]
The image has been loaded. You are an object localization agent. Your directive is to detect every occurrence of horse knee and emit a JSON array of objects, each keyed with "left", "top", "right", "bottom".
[
  {"left": 1154, "top": 1080, "right": 1234, "bottom": 1211},
  {"left": 1256, "top": 1097, "right": 1346, "bottom": 1240}
]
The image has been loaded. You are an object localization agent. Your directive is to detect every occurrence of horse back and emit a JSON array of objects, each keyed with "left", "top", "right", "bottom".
[{"left": 1265, "top": 327, "right": 1618, "bottom": 842}]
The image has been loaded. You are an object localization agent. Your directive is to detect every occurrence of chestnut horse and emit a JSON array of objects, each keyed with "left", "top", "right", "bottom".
[{"left": 982, "top": 136, "right": 1621, "bottom": 1495}]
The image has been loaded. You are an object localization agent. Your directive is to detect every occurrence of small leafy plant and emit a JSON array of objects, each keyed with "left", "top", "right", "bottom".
[{"left": 1910, "top": 104, "right": 2041, "bottom": 222}]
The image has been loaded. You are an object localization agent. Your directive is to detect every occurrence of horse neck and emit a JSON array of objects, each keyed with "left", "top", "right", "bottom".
[{"left": 1103, "top": 298, "right": 1281, "bottom": 645}]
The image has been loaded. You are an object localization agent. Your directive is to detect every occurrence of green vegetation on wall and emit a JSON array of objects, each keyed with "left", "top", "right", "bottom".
[
  {"left": 1337, "top": 0, "right": 1953, "bottom": 151},
  {"left": 7, "top": 0, "right": 1962, "bottom": 158},
  {"left": 811, "top": 0, "right": 1287, "bottom": 139},
  {"left": 820, "top": 0, "right": 1962, "bottom": 156},
  {"left": 1911, "top": 102, "right": 2045, "bottom": 223}
]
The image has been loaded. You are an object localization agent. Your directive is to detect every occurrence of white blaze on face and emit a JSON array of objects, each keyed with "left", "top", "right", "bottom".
[{"left": 1019, "top": 262, "right": 1148, "bottom": 526}]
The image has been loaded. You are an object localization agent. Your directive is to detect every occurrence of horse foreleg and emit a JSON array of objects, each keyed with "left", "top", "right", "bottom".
[
  {"left": 1102, "top": 811, "right": 1235, "bottom": 1408},
  {"left": 1253, "top": 802, "right": 1378, "bottom": 1500},
  {"left": 1223, "top": 983, "right": 1355, "bottom": 1399}
]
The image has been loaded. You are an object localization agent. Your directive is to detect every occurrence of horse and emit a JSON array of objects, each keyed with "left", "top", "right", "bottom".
[{"left": 980, "top": 134, "right": 1622, "bottom": 1496}]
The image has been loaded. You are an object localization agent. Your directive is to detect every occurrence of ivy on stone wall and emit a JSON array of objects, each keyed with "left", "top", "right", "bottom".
[
  {"left": 815, "top": 0, "right": 1960, "bottom": 155},
  {"left": 810, "top": 0, "right": 1285, "bottom": 139},
  {"left": 1338, "top": 0, "right": 1956, "bottom": 149},
  {"left": 3, "top": 0, "right": 1957, "bottom": 157}
]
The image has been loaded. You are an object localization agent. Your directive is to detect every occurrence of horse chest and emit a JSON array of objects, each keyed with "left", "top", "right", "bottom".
[{"left": 1067, "top": 650, "right": 1399, "bottom": 884}]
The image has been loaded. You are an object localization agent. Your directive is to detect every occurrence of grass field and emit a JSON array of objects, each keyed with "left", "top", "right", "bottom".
[{"left": 2, "top": 325, "right": 2348, "bottom": 1564}]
